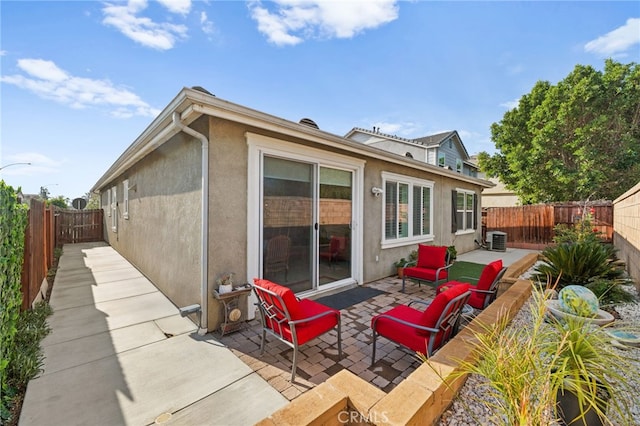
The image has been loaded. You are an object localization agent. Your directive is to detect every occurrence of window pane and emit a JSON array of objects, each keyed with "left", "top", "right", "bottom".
[
  {"left": 385, "top": 181, "right": 397, "bottom": 239},
  {"left": 412, "top": 186, "right": 422, "bottom": 236},
  {"left": 422, "top": 187, "right": 431, "bottom": 234},
  {"left": 398, "top": 183, "right": 409, "bottom": 238},
  {"left": 466, "top": 212, "right": 473, "bottom": 230},
  {"left": 457, "top": 192, "right": 465, "bottom": 211},
  {"left": 456, "top": 211, "right": 464, "bottom": 229}
]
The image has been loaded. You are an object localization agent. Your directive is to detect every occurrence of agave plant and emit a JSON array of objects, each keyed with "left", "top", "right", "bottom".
[{"left": 533, "top": 242, "right": 624, "bottom": 290}]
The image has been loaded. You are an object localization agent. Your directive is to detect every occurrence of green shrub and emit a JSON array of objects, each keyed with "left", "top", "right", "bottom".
[
  {"left": 534, "top": 242, "right": 625, "bottom": 290},
  {"left": 0, "top": 182, "right": 28, "bottom": 418},
  {"left": 586, "top": 279, "right": 637, "bottom": 306},
  {"left": 553, "top": 212, "right": 602, "bottom": 245},
  {"left": 2, "top": 302, "right": 52, "bottom": 423}
]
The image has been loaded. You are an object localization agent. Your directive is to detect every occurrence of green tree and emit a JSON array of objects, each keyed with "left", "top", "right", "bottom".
[
  {"left": 47, "top": 196, "right": 69, "bottom": 209},
  {"left": 84, "top": 192, "right": 101, "bottom": 210},
  {"left": 480, "top": 60, "right": 640, "bottom": 203}
]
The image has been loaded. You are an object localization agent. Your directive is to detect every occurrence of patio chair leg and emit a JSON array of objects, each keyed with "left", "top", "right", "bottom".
[
  {"left": 259, "top": 328, "right": 266, "bottom": 355},
  {"left": 371, "top": 331, "right": 377, "bottom": 366},
  {"left": 401, "top": 276, "right": 406, "bottom": 293},
  {"left": 337, "top": 318, "right": 342, "bottom": 358},
  {"left": 291, "top": 347, "right": 298, "bottom": 382}
]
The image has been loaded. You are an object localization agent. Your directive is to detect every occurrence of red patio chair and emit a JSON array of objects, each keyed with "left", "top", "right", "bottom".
[
  {"left": 402, "top": 245, "right": 452, "bottom": 292},
  {"left": 436, "top": 259, "right": 507, "bottom": 313},
  {"left": 370, "top": 284, "right": 471, "bottom": 365},
  {"left": 251, "top": 278, "right": 342, "bottom": 381}
]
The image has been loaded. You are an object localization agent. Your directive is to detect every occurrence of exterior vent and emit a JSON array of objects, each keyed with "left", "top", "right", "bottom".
[
  {"left": 191, "top": 86, "right": 214, "bottom": 96},
  {"left": 299, "top": 118, "right": 319, "bottom": 129}
]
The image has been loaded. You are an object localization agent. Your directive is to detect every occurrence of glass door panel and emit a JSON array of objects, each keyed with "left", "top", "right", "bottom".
[
  {"left": 318, "top": 167, "right": 352, "bottom": 286},
  {"left": 263, "top": 156, "right": 313, "bottom": 292}
]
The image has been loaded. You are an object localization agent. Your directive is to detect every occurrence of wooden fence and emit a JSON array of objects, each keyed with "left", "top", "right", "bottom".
[
  {"left": 484, "top": 202, "right": 613, "bottom": 250},
  {"left": 20, "top": 199, "right": 55, "bottom": 310},
  {"left": 56, "top": 209, "right": 104, "bottom": 244},
  {"left": 21, "top": 203, "right": 104, "bottom": 309}
]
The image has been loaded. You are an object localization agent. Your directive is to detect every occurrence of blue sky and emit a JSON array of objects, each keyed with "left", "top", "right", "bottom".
[{"left": 1, "top": 1, "right": 639, "bottom": 201}]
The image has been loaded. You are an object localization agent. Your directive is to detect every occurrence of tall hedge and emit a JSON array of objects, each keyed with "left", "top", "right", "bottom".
[{"left": 0, "top": 181, "right": 28, "bottom": 413}]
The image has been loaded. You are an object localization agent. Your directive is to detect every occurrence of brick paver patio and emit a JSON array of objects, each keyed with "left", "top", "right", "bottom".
[{"left": 222, "top": 276, "right": 439, "bottom": 401}]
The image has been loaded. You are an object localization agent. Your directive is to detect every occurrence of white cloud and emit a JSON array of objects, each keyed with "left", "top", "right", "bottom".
[
  {"left": 1, "top": 153, "right": 62, "bottom": 176},
  {"left": 157, "top": 0, "right": 191, "bottom": 15},
  {"left": 102, "top": 0, "right": 189, "bottom": 50},
  {"left": 500, "top": 98, "right": 520, "bottom": 110},
  {"left": 0, "top": 50, "right": 7, "bottom": 56},
  {"left": 585, "top": 17, "right": 640, "bottom": 56},
  {"left": 248, "top": 0, "right": 399, "bottom": 46},
  {"left": 1, "top": 58, "right": 160, "bottom": 118},
  {"left": 200, "top": 11, "right": 214, "bottom": 35}
]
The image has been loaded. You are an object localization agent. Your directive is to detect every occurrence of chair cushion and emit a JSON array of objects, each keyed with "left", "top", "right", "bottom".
[
  {"left": 417, "top": 245, "right": 447, "bottom": 269},
  {"left": 418, "top": 283, "right": 470, "bottom": 342},
  {"left": 476, "top": 260, "right": 503, "bottom": 291},
  {"left": 404, "top": 266, "right": 448, "bottom": 283},
  {"left": 253, "top": 278, "right": 304, "bottom": 320},
  {"left": 288, "top": 299, "right": 339, "bottom": 345},
  {"left": 372, "top": 305, "right": 429, "bottom": 353}
]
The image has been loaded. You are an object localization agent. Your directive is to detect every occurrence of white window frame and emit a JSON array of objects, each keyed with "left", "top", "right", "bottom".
[
  {"left": 381, "top": 171, "right": 434, "bottom": 249},
  {"left": 111, "top": 186, "right": 117, "bottom": 232},
  {"left": 123, "top": 179, "right": 129, "bottom": 220},
  {"left": 438, "top": 152, "right": 446, "bottom": 167},
  {"left": 456, "top": 158, "right": 463, "bottom": 173},
  {"left": 106, "top": 188, "right": 111, "bottom": 217},
  {"left": 455, "top": 188, "right": 475, "bottom": 234}
]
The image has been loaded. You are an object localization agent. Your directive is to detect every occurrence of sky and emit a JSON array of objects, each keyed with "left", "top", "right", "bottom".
[{"left": 1, "top": 1, "right": 639, "bottom": 202}]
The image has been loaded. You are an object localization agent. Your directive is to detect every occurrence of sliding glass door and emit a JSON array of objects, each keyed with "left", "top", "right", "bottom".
[{"left": 262, "top": 157, "right": 353, "bottom": 293}]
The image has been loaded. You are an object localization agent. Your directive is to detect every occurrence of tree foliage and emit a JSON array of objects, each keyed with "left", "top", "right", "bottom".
[
  {"left": 479, "top": 60, "right": 640, "bottom": 203},
  {"left": 47, "top": 196, "right": 69, "bottom": 209}
]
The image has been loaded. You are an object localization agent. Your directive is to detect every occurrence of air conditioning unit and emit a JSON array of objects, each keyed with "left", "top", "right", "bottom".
[{"left": 486, "top": 231, "right": 507, "bottom": 252}]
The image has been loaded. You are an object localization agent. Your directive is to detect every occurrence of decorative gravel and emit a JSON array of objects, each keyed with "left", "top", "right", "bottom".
[{"left": 437, "top": 269, "right": 640, "bottom": 426}]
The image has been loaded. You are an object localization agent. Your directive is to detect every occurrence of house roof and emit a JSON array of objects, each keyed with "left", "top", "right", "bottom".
[
  {"left": 92, "top": 88, "right": 492, "bottom": 192},
  {"left": 345, "top": 128, "right": 473, "bottom": 162}
]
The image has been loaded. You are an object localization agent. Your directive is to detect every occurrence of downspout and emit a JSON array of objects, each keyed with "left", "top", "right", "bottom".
[{"left": 172, "top": 111, "right": 210, "bottom": 335}]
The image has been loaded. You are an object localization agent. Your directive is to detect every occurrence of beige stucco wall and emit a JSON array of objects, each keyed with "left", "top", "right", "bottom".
[
  {"left": 101, "top": 126, "right": 203, "bottom": 313},
  {"left": 613, "top": 181, "right": 640, "bottom": 291}
]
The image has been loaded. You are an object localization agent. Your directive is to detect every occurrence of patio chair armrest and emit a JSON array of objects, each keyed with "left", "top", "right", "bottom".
[
  {"left": 469, "top": 288, "right": 496, "bottom": 295},
  {"left": 435, "top": 262, "right": 453, "bottom": 277},
  {"left": 407, "top": 300, "right": 431, "bottom": 309},
  {"left": 371, "top": 314, "right": 438, "bottom": 334},
  {"left": 289, "top": 309, "right": 339, "bottom": 326},
  {"left": 404, "top": 260, "right": 417, "bottom": 268},
  {"left": 456, "top": 275, "right": 480, "bottom": 284}
]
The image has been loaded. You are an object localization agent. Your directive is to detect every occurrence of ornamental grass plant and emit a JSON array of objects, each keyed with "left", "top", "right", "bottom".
[{"left": 422, "top": 284, "right": 638, "bottom": 425}]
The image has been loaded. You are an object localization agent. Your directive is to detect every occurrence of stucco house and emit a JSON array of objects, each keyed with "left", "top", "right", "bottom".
[
  {"left": 345, "top": 128, "right": 479, "bottom": 177},
  {"left": 91, "top": 87, "right": 493, "bottom": 333}
]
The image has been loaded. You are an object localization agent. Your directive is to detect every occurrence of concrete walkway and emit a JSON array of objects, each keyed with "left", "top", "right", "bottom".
[{"left": 19, "top": 242, "right": 288, "bottom": 426}]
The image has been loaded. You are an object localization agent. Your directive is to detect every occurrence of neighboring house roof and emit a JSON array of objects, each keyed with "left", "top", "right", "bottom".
[
  {"left": 93, "top": 88, "right": 493, "bottom": 192},
  {"left": 344, "top": 127, "right": 476, "bottom": 169}
]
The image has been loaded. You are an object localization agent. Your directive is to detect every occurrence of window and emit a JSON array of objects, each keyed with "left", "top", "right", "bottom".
[
  {"left": 452, "top": 189, "right": 476, "bottom": 233},
  {"left": 106, "top": 189, "right": 111, "bottom": 217},
  {"left": 456, "top": 159, "right": 463, "bottom": 173},
  {"left": 383, "top": 172, "right": 433, "bottom": 246},
  {"left": 111, "top": 186, "right": 117, "bottom": 232},
  {"left": 438, "top": 152, "right": 446, "bottom": 167},
  {"left": 123, "top": 179, "right": 129, "bottom": 220}
]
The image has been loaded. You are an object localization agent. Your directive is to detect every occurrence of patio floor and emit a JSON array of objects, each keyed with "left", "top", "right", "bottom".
[{"left": 222, "top": 276, "right": 438, "bottom": 401}]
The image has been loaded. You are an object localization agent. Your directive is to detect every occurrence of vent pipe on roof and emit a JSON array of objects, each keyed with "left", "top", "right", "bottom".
[{"left": 172, "top": 111, "right": 210, "bottom": 335}]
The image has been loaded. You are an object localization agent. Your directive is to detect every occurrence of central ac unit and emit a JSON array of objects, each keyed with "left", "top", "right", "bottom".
[{"left": 486, "top": 231, "right": 507, "bottom": 252}]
